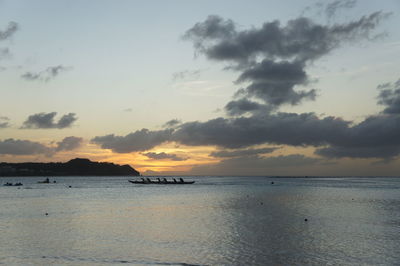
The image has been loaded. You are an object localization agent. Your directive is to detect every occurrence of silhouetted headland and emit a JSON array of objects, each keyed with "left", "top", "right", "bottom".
[{"left": 0, "top": 158, "right": 140, "bottom": 176}]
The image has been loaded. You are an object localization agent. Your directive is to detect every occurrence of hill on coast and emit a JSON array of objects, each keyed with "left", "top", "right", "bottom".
[{"left": 0, "top": 158, "right": 140, "bottom": 176}]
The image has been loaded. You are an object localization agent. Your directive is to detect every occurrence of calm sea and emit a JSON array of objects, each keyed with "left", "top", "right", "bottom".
[{"left": 1, "top": 176, "right": 399, "bottom": 265}]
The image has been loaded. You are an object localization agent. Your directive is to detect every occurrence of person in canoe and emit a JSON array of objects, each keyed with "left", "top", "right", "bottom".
[{"left": 38, "top": 178, "right": 50, "bottom": 184}]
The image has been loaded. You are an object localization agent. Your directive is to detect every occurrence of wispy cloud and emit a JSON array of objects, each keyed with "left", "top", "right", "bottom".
[
  {"left": 21, "top": 65, "right": 71, "bottom": 82},
  {"left": 210, "top": 147, "right": 280, "bottom": 158},
  {"left": 0, "top": 116, "right": 10, "bottom": 128},
  {"left": 0, "top": 21, "right": 19, "bottom": 61},
  {"left": 142, "top": 152, "right": 188, "bottom": 161},
  {"left": 325, "top": 0, "right": 357, "bottom": 20},
  {"left": 302, "top": 0, "right": 358, "bottom": 21},
  {"left": 172, "top": 69, "right": 202, "bottom": 81},
  {"left": 0, "top": 21, "right": 18, "bottom": 41},
  {"left": 377, "top": 78, "right": 400, "bottom": 114},
  {"left": 162, "top": 119, "right": 181, "bottom": 128}
]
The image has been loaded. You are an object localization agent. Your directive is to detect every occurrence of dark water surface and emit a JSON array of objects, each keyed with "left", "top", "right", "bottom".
[{"left": 1, "top": 176, "right": 399, "bottom": 265}]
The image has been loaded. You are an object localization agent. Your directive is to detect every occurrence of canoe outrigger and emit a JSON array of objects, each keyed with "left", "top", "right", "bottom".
[{"left": 128, "top": 177, "right": 195, "bottom": 185}]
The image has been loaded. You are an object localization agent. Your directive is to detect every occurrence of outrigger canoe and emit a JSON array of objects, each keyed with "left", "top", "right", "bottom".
[
  {"left": 3, "top": 182, "right": 23, "bottom": 186},
  {"left": 128, "top": 179, "right": 195, "bottom": 185}
]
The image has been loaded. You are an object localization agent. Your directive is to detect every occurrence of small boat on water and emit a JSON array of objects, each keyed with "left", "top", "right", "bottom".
[
  {"left": 128, "top": 177, "right": 195, "bottom": 185},
  {"left": 37, "top": 178, "right": 50, "bottom": 184},
  {"left": 3, "top": 182, "right": 23, "bottom": 186}
]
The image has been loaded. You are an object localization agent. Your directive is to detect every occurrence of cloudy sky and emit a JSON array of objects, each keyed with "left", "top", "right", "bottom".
[{"left": 1, "top": 0, "right": 400, "bottom": 176}]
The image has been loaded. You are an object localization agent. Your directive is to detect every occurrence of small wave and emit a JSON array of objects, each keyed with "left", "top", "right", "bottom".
[{"left": 39, "top": 255, "right": 208, "bottom": 266}]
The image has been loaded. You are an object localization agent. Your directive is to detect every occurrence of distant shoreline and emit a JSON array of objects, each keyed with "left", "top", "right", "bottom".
[
  {"left": 129, "top": 175, "right": 399, "bottom": 178},
  {"left": 0, "top": 158, "right": 140, "bottom": 177}
]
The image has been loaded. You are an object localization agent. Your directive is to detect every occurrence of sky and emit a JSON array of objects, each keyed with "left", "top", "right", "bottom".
[{"left": 1, "top": 0, "right": 400, "bottom": 176}]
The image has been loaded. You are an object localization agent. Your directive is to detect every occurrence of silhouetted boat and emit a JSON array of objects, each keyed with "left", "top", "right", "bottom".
[
  {"left": 3, "top": 182, "right": 23, "bottom": 186},
  {"left": 128, "top": 178, "right": 195, "bottom": 185}
]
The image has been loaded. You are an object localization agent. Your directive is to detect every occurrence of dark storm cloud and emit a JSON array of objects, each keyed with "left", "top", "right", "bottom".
[
  {"left": 210, "top": 147, "right": 279, "bottom": 158},
  {"left": 235, "top": 60, "right": 315, "bottom": 106},
  {"left": 236, "top": 60, "right": 307, "bottom": 84},
  {"left": 0, "top": 138, "right": 51, "bottom": 155},
  {"left": 377, "top": 78, "right": 400, "bottom": 114},
  {"left": 162, "top": 119, "right": 181, "bottom": 128},
  {"left": 190, "top": 154, "right": 322, "bottom": 175},
  {"left": 173, "top": 111, "right": 400, "bottom": 159},
  {"left": 91, "top": 128, "right": 173, "bottom": 153},
  {"left": 0, "top": 21, "right": 18, "bottom": 41},
  {"left": 21, "top": 112, "right": 77, "bottom": 129},
  {"left": 92, "top": 113, "right": 349, "bottom": 152},
  {"left": 21, "top": 65, "right": 70, "bottom": 82},
  {"left": 184, "top": 12, "right": 388, "bottom": 106},
  {"left": 93, "top": 110, "right": 400, "bottom": 159},
  {"left": 315, "top": 115, "right": 400, "bottom": 159},
  {"left": 55, "top": 136, "right": 83, "bottom": 152},
  {"left": 172, "top": 113, "right": 350, "bottom": 149},
  {"left": 142, "top": 152, "right": 188, "bottom": 161},
  {"left": 184, "top": 12, "right": 387, "bottom": 63},
  {"left": 0, "top": 116, "right": 10, "bottom": 128}
]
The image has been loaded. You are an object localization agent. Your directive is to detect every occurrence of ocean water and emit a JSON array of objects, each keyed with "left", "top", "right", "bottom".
[{"left": 1, "top": 176, "right": 399, "bottom": 265}]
